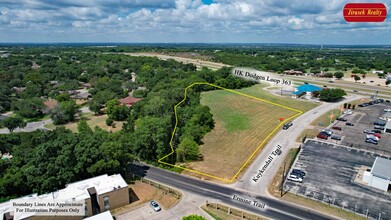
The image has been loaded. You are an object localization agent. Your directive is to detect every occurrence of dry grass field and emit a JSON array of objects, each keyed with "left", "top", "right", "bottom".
[
  {"left": 45, "top": 113, "right": 124, "bottom": 133},
  {"left": 183, "top": 85, "right": 300, "bottom": 181}
]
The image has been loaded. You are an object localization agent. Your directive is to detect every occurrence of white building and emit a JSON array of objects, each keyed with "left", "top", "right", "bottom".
[
  {"left": 84, "top": 211, "right": 114, "bottom": 220},
  {"left": 0, "top": 174, "right": 128, "bottom": 220},
  {"left": 363, "top": 157, "right": 391, "bottom": 191},
  {"left": 384, "top": 121, "right": 391, "bottom": 133}
]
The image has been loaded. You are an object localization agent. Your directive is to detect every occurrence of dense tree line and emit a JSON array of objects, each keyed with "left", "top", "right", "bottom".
[{"left": 0, "top": 47, "right": 254, "bottom": 200}]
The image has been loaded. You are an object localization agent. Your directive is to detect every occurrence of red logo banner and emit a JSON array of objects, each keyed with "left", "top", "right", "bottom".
[{"left": 343, "top": 3, "right": 387, "bottom": 22}]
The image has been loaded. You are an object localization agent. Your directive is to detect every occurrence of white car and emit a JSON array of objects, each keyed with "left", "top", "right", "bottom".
[
  {"left": 344, "top": 110, "right": 353, "bottom": 115},
  {"left": 366, "top": 134, "right": 379, "bottom": 141},
  {"left": 150, "top": 200, "right": 161, "bottom": 212},
  {"left": 384, "top": 109, "right": 391, "bottom": 112},
  {"left": 287, "top": 174, "right": 303, "bottom": 183}
]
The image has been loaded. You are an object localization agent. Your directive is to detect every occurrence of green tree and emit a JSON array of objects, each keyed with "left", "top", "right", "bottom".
[
  {"left": 12, "top": 98, "right": 45, "bottom": 118},
  {"left": 77, "top": 120, "right": 93, "bottom": 134},
  {"left": 319, "top": 89, "right": 347, "bottom": 102},
  {"left": 55, "top": 93, "right": 71, "bottom": 102},
  {"left": 21, "top": 82, "right": 42, "bottom": 99},
  {"left": 89, "top": 100, "right": 101, "bottom": 115},
  {"left": 105, "top": 99, "right": 120, "bottom": 116},
  {"left": 182, "top": 215, "right": 206, "bottom": 220},
  {"left": 354, "top": 75, "right": 361, "bottom": 82},
  {"left": 51, "top": 100, "right": 77, "bottom": 125},
  {"left": 334, "top": 72, "right": 344, "bottom": 79},
  {"left": 324, "top": 73, "right": 333, "bottom": 78},
  {"left": 1, "top": 116, "right": 26, "bottom": 132},
  {"left": 176, "top": 137, "right": 199, "bottom": 162},
  {"left": 386, "top": 80, "right": 391, "bottom": 85}
]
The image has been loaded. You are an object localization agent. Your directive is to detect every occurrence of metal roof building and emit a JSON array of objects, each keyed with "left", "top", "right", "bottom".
[
  {"left": 363, "top": 157, "right": 391, "bottom": 192},
  {"left": 293, "top": 84, "right": 323, "bottom": 95}
]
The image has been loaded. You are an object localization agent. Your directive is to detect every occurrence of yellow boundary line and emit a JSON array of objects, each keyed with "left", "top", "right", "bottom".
[{"left": 158, "top": 82, "right": 303, "bottom": 183}]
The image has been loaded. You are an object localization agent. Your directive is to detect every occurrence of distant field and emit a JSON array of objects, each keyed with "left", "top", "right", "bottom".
[{"left": 183, "top": 85, "right": 302, "bottom": 181}]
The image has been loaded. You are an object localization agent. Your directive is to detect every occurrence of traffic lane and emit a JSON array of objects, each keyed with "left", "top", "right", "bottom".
[{"left": 131, "top": 163, "right": 336, "bottom": 220}]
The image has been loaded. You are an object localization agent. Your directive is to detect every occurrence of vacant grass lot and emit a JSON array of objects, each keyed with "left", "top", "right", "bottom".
[{"left": 183, "top": 85, "right": 301, "bottom": 181}]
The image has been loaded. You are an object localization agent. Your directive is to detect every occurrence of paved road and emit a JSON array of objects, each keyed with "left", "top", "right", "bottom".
[
  {"left": 233, "top": 95, "right": 361, "bottom": 194},
  {"left": 0, "top": 119, "right": 52, "bottom": 134},
  {"left": 130, "top": 163, "right": 337, "bottom": 220}
]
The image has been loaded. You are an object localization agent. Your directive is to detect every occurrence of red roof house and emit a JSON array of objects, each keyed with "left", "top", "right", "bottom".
[{"left": 119, "top": 96, "right": 142, "bottom": 107}]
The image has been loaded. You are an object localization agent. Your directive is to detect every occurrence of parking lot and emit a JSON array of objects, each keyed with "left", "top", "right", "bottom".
[
  {"left": 322, "top": 102, "right": 391, "bottom": 155},
  {"left": 284, "top": 140, "right": 391, "bottom": 220}
]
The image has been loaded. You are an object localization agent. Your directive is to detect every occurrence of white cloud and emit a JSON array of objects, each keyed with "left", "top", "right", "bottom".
[{"left": 0, "top": 0, "right": 390, "bottom": 44}]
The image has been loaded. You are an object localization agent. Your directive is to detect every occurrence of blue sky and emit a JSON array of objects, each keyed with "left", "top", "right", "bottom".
[{"left": 0, "top": 0, "right": 390, "bottom": 44}]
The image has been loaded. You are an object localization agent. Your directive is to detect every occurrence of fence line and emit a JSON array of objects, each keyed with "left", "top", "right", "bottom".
[{"left": 140, "top": 178, "right": 182, "bottom": 199}]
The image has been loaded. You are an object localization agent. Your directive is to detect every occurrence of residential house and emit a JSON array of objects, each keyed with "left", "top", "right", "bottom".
[{"left": 119, "top": 96, "right": 142, "bottom": 107}]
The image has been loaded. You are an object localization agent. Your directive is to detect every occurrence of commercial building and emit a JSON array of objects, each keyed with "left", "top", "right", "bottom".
[
  {"left": 363, "top": 157, "right": 391, "bottom": 192},
  {"left": 0, "top": 174, "right": 129, "bottom": 220},
  {"left": 292, "top": 84, "right": 323, "bottom": 98}
]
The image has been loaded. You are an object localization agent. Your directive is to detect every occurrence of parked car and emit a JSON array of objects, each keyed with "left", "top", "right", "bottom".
[
  {"left": 332, "top": 126, "right": 342, "bottom": 130},
  {"left": 384, "top": 109, "right": 391, "bottom": 112},
  {"left": 283, "top": 122, "right": 293, "bottom": 130},
  {"left": 353, "top": 90, "right": 358, "bottom": 93},
  {"left": 374, "top": 121, "right": 386, "bottom": 126},
  {"left": 331, "top": 135, "right": 342, "bottom": 141},
  {"left": 358, "top": 103, "right": 369, "bottom": 107},
  {"left": 336, "top": 117, "right": 347, "bottom": 121},
  {"left": 291, "top": 169, "right": 306, "bottom": 177},
  {"left": 317, "top": 133, "right": 329, "bottom": 140},
  {"left": 366, "top": 135, "right": 379, "bottom": 141},
  {"left": 346, "top": 122, "right": 354, "bottom": 126},
  {"left": 373, "top": 134, "right": 382, "bottom": 138},
  {"left": 385, "top": 100, "right": 391, "bottom": 103},
  {"left": 365, "top": 139, "right": 378, "bottom": 145},
  {"left": 287, "top": 174, "right": 303, "bottom": 183},
  {"left": 150, "top": 200, "right": 161, "bottom": 212},
  {"left": 374, "top": 125, "right": 384, "bottom": 130},
  {"left": 364, "top": 129, "right": 375, "bottom": 134},
  {"left": 321, "top": 129, "right": 333, "bottom": 136},
  {"left": 372, "top": 129, "right": 382, "bottom": 134},
  {"left": 344, "top": 109, "right": 353, "bottom": 115},
  {"left": 329, "top": 80, "right": 334, "bottom": 83}
]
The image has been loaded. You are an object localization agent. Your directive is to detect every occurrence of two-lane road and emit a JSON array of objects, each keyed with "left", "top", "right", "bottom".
[{"left": 130, "top": 163, "right": 337, "bottom": 220}]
